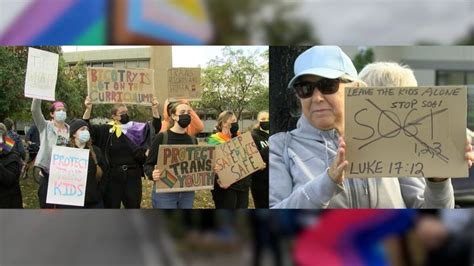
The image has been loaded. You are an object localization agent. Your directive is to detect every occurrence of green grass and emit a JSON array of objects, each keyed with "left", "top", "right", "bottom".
[{"left": 21, "top": 168, "right": 254, "bottom": 209}]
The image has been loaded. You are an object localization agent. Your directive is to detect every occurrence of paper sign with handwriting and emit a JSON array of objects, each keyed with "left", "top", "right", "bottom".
[
  {"left": 168, "top": 68, "right": 201, "bottom": 100},
  {"left": 214, "top": 132, "right": 265, "bottom": 187},
  {"left": 156, "top": 145, "right": 215, "bottom": 192},
  {"left": 87, "top": 67, "right": 155, "bottom": 106},
  {"left": 24, "top": 48, "right": 59, "bottom": 101},
  {"left": 345, "top": 86, "right": 467, "bottom": 178},
  {"left": 46, "top": 146, "right": 89, "bottom": 206}
]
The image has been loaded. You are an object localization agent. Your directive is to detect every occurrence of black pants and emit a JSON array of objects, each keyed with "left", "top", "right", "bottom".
[
  {"left": 212, "top": 185, "right": 249, "bottom": 209},
  {"left": 0, "top": 193, "right": 23, "bottom": 208},
  {"left": 38, "top": 169, "right": 50, "bottom": 208},
  {"left": 104, "top": 167, "right": 142, "bottom": 208},
  {"left": 251, "top": 182, "right": 268, "bottom": 208}
]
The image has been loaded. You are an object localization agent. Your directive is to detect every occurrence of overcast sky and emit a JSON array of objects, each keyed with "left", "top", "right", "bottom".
[{"left": 296, "top": 0, "right": 473, "bottom": 44}]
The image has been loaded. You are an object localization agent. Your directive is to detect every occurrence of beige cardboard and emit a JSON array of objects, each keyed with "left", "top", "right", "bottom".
[
  {"left": 87, "top": 67, "right": 155, "bottom": 106},
  {"left": 156, "top": 145, "right": 215, "bottom": 192},
  {"left": 214, "top": 132, "right": 265, "bottom": 187},
  {"left": 345, "top": 86, "right": 467, "bottom": 178},
  {"left": 168, "top": 68, "right": 201, "bottom": 100}
]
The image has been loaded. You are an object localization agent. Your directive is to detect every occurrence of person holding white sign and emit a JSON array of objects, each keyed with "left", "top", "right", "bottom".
[
  {"left": 144, "top": 101, "right": 198, "bottom": 209},
  {"left": 67, "top": 119, "right": 106, "bottom": 208},
  {"left": 207, "top": 110, "right": 252, "bottom": 209},
  {"left": 269, "top": 46, "right": 474, "bottom": 208},
  {"left": 31, "top": 99, "right": 69, "bottom": 208},
  {"left": 83, "top": 96, "right": 161, "bottom": 208}
]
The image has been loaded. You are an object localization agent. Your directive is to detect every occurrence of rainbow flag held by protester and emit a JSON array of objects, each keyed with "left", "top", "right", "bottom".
[
  {"left": 0, "top": 136, "right": 15, "bottom": 153},
  {"left": 160, "top": 169, "right": 178, "bottom": 188},
  {"left": 0, "top": 0, "right": 107, "bottom": 45},
  {"left": 294, "top": 210, "right": 416, "bottom": 266}
]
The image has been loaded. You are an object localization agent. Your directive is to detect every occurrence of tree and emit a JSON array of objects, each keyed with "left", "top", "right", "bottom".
[
  {"left": 353, "top": 47, "right": 375, "bottom": 73},
  {"left": 269, "top": 46, "right": 310, "bottom": 134},
  {"left": 205, "top": 0, "right": 317, "bottom": 44},
  {"left": 198, "top": 47, "right": 268, "bottom": 121}
]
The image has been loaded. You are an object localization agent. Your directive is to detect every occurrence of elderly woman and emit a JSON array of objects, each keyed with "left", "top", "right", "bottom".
[{"left": 269, "top": 46, "right": 474, "bottom": 208}]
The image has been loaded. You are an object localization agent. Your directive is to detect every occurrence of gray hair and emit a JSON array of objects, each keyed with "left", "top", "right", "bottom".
[{"left": 359, "top": 62, "right": 418, "bottom": 87}]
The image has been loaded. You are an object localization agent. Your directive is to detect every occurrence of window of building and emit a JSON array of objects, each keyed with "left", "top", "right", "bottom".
[
  {"left": 103, "top": 62, "right": 113, "bottom": 67},
  {"left": 138, "top": 60, "right": 150, "bottom": 68}
]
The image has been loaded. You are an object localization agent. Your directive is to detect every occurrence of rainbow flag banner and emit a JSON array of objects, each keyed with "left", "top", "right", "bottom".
[
  {"left": 294, "top": 210, "right": 416, "bottom": 266},
  {"left": 0, "top": 0, "right": 107, "bottom": 45},
  {"left": 0, "top": 136, "right": 15, "bottom": 153},
  {"left": 127, "top": 0, "right": 213, "bottom": 44},
  {"left": 160, "top": 169, "right": 178, "bottom": 188}
]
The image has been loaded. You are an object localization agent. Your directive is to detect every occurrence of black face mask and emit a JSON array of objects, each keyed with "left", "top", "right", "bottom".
[
  {"left": 230, "top": 122, "right": 239, "bottom": 135},
  {"left": 260, "top": 121, "right": 269, "bottom": 131},
  {"left": 120, "top": 113, "right": 130, "bottom": 124},
  {"left": 177, "top": 114, "right": 191, "bottom": 128}
]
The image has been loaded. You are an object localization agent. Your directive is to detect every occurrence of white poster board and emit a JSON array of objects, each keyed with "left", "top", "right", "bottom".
[
  {"left": 24, "top": 47, "right": 59, "bottom": 101},
  {"left": 46, "top": 146, "right": 89, "bottom": 206}
]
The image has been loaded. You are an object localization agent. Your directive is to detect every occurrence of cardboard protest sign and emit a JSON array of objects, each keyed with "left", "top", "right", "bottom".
[
  {"left": 24, "top": 47, "right": 59, "bottom": 101},
  {"left": 156, "top": 145, "right": 215, "bottom": 192},
  {"left": 345, "top": 86, "right": 467, "bottom": 178},
  {"left": 87, "top": 67, "right": 155, "bottom": 106},
  {"left": 214, "top": 132, "right": 265, "bottom": 187},
  {"left": 46, "top": 146, "right": 90, "bottom": 206},
  {"left": 168, "top": 68, "right": 201, "bottom": 100}
]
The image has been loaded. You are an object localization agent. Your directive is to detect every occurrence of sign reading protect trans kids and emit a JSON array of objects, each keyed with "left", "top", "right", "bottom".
[
  {"left": 87, "top": 67, "right": 155, "bottom": 106},
  {"left": 46, "top": 146, "right": 90, "bottom": 206}
]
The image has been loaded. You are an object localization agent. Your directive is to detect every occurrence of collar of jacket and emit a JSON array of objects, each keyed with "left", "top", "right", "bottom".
[{"left": 292, "top": 115, "right": 339, "bottom": 144}]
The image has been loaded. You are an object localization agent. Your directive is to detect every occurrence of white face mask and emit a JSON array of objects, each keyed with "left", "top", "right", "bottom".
[
  {"left": 54, "top": 110, "right": 67, "bottom": 122},
  {"left": 78, "top": 130, "right": 90, "bottom": 143}
]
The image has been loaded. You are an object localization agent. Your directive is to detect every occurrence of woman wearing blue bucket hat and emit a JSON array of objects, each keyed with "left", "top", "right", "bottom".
[{"left": 269, "top": 46, "right": 473, "bottom": 208}]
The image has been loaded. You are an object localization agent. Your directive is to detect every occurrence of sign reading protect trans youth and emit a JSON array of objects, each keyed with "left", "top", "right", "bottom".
[
  {"left": 345, "top": 86, "right": 467, "bottom": 178},
  {"left": 87, "top": 67, "right": 155, "bottom": 106},
  {"left": 156, "top": 145, "right": 215, "bottom": 192}
]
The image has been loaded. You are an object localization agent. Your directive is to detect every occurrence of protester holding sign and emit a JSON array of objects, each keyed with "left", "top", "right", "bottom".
[
  {"left": 144, "top": 101, "right": 198, "bottom": 208},
  {"left": 250, "top": 111, "right": 270, "bottom": 208},
  {"left": 269, "top": 46, "right": 474, "bottom": 208},
  {"left": 67, "top": 119, "right": 106, "bottom": 208},
  {"left": 31, "top": 99, "right": 69, "bottom": 208},
  {"left": 207, "top": 110, "right": 252, "bottom": 209},
  {"left": 0, "top": 123, "right": 23, "bottom": 208},
  {"left": 82, "top": 96, "right": 161, "bottom": 208},
  {"left": 160, "top": 98, "right": 204, "bottom": 137}
]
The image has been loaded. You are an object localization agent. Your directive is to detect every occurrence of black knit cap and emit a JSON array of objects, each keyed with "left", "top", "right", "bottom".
[{"left": 69, "top": 119, "right": 88, "bottom": 137}]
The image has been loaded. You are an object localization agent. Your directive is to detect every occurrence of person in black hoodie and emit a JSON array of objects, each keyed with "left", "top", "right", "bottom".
[
  {"left": 0, "top": 123, "right": 23, "bottom": 208},
  {"left": 82, "top": 96, "right": 161, "bottom": 208},
  {"left": 250, "top": 111, "right": 269, "bottom": 208},
  {"left": 68, "top": 119, "right": 106, "bottom": 208}
]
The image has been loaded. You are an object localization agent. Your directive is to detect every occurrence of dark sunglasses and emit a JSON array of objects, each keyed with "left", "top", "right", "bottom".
[{"left": 293, "top": 78, "right": 346, "bottom": 98}]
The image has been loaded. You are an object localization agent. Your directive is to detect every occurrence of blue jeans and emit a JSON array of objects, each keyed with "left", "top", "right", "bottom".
[{"left": 151, "top": 184, "right": 195, "bottom": 209}]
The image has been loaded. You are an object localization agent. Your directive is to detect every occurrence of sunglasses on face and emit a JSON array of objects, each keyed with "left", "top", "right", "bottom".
[{"left": 293, "top": 78, "right": 345, "bottom": 98}]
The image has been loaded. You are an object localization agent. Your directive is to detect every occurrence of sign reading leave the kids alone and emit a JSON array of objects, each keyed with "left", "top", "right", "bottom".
[
  {"left": 156, "top": 145, "right": 215, "bottom": 192},
  {"left": 24, "top": 47, "right": 59, "bottom": 101},
  {"left": 46, "top": 146, "right": 90, "bottom": 206},
  {"left": 214, "top": 132, "right": 265, "bottom": 187},
  {"left": 87, "top": 67, "right": 155, "bottom": 106},
  {"left": 345, "top": 86, "right": 467, "bottom": 178}
]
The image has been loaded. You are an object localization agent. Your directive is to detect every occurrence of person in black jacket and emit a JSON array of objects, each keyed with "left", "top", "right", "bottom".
[
  {"left": 250, "top": 111, "right": 269, "bottom": 208},
  {"left": 68, "top": 119, "right": 106, "bottom": 208},
  {"left": 0, "top": 123, "right": 23, "bottom": 208},
  {"left": 144, "top": 101, "right": 198, "bottom": 209},
  {"left": 82, "top": 96, "right": 161, "bottom": 208}
]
